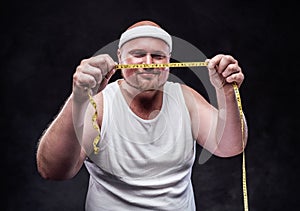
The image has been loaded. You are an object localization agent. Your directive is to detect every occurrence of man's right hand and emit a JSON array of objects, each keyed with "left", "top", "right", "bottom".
[{"left": 72, "top": 54, "right": 116, "bottom": 103}]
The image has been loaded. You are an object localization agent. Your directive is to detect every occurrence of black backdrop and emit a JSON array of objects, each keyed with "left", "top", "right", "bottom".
[{"left": 2, "top": 0, "right": 298, "bottom": 210}]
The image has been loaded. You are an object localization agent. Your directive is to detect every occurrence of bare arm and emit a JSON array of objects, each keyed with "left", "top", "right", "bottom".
[
  {"left": 36, "top": 54, "right": 116, "bottom": 180},
  {"left": 183, "top": 54, "right": 248, "bottom": 157},
  {"left": 36, "top": 96, "right": 87, "bottom": 180}
]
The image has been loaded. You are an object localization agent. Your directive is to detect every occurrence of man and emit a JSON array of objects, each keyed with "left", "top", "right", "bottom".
[{"left": 36, "top": 20, "right": 248, "bottom": 210}]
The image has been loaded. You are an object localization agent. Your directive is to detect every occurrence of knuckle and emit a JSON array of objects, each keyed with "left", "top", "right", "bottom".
[
  {"left": 76, "top": 65, "right": 83, "bottom": 72},
  {"left": 73, "top": 69, "right": 83, "bottom": 81},
  {"left": 240, "top": 73, "right": 245, "bottom": 80},
  {"left": 227, "top": 64, "right": 236, "bottom": 71},
  {"left": 238, "top": 66, "right": 242, "bottom": 72},
  {"left": 216, "top": 53, "right": 224, "bottom": 58},
  {"left": 76, "top": 64, "right": 86, "bottom": 74},
  {"left": 102, "top": 53, "right": 110, "bottom": 58},
  {"left": 225, "top": 55, "right": 234, "bottom": 62},
  {"left": 73, "top": 73, "right": 78, "bottom": 82},
  {"left": 98, "top": 56, "right": 105, "bottom": 64},
  {"left": 80, "top": 58, "right": 89, "bottom": 65}
]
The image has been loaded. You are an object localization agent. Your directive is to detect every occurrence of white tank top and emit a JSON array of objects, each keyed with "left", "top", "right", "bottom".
[{"left": 84, "top": 80, "right": 196, "bottom": 211}]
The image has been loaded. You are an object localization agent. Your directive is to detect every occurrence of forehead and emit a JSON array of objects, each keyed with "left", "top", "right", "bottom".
[{"left": 120, "top": 37, "right": 170, "bottom": 54}]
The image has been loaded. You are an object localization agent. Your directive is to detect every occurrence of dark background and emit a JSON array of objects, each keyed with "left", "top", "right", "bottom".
[{"left": 2, "top": 0, "right": 298, "bottom": 210}]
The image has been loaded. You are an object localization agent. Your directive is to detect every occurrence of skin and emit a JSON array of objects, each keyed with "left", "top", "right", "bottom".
[{"left": 36, "top": 37, "right": 248, "bottom": 180}]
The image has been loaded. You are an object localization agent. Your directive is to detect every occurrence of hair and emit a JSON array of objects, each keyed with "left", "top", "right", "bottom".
[{"left": 126, "top": 20, "right": 162, "bottom": 30}]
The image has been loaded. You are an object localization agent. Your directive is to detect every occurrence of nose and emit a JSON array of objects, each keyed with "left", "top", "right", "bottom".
[
  {"left": 142, "top": 54, "right": 154, "bottom": 71},
  {"left": 144, "top": 53, "right": 153, "bottom": 64}
]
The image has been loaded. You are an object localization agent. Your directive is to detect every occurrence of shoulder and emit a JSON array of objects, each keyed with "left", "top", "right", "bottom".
[
  {"left": 103, "top": 80, "right": 119, "bottom": 92},
  {"left": 180, "top": 83, "right": 197, "bottom": 100},
  {"left": 179, "top": 83, "right": 206, "bottom": 101},
  {"left": 93, "top": 80, "right": 119, "bottom": 126},
  {"left": 164, "top": 82, "right": 199, "bottom": 104},
  {"left": 179, "top": 83, "right": 211, "bottom": 113}
]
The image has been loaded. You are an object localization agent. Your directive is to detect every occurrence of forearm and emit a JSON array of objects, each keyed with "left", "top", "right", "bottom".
[
  {"left": 214, "top": 85, "right": 248, "bottom": 157},
  {"left": 36, "top": 95, "right": 86, "bottom": 180}
]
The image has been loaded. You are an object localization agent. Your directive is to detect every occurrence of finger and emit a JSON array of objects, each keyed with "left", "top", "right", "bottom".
[
  {"left": 80, "top": 64, "right": 103, "bottom": 85},
  {"left": 207, "top": 54, "right": 224, "bottom": 70},
  {"left": 217, "top": 55, "right": 237, "bottom": 74},
  {"left": 208, "top": 66, "right": 219, "bottom": 78},
  {"left": 89, "top": 54, "right": 116, "bottom": 75},
  {"left": 73, "top": 71, "right": 97, "bottom": 90},
  {"left": 225, "top": 72, "right": 244, "bottom": 85},
  {"left": 221, "top": 63, "right": 241, "bottom": 78}
]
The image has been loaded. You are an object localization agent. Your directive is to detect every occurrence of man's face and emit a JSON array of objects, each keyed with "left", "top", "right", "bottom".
[{"left": 118, "top": 37, "right": 171, "bottom": 91}]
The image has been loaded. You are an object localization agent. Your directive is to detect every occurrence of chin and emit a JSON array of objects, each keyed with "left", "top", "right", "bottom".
[{"left": 139, "top": 82, "right": 165, "bottom": 92}]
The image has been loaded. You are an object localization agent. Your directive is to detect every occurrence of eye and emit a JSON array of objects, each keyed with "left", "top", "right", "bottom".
[
  {"left": 130, "top": 50, "right": 147, "bottom": 58},
  {"left": 151, "top": 54, "right": 166, "bottom": 60}
]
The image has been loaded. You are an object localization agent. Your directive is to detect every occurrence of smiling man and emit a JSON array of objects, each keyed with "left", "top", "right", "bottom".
[{"left": 36, "top": 20, "right": 248, "bottom": 211}]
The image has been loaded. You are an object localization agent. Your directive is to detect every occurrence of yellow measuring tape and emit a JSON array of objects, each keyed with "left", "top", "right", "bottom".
[
  {"left": 87, "top": 92, "right": 101, "bottom": 154},
  {"left": 115, "top": 61, "right": 208, "bottom": 69},
  {"left": 233, "top": 81, "right": 249, "bottom": 211},
  {"left": 88, "top": 62, "right": 249, "bottom": 210}
]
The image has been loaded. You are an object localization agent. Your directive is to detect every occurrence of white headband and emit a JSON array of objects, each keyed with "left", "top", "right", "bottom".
[{"left": 118, "top": 25, "right": 172, "bottom": 52}]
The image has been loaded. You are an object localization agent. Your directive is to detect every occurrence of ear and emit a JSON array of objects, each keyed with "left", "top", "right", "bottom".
[
  {"left": 168, "top": 52, "right": 171, "bottom": 61},
  {"left": 117, "top": 49, "right": 122, "bottom": 63}
]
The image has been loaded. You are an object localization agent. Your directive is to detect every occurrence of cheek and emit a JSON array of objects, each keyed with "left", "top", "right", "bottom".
[
  {"left": 160, "top": 70, "right": 170, "bottom": 79},
  {"left": 124, "top": 56, "right": 143, "bottom": 64},
  {"left": 122, "top": 69, "right": 136, "bottom": 79}
]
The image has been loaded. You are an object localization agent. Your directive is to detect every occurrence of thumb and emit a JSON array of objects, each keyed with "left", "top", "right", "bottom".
[{"left": 206, "top": 59, "right": 225, "bottom": 89}]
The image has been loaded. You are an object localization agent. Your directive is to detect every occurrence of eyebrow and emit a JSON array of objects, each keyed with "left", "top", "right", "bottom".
[{"left": 128, "top": 49, "right": 167, "bottom": 55}]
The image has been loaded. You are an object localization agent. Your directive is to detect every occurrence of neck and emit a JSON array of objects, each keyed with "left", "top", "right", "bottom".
[{"left": 119, "top": 79, "right": 164, "bottom": 119}]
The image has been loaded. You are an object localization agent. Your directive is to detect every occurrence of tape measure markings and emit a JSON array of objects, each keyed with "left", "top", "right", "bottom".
[{"left": 115, "top": 62, "right": 208, "bottom": 69}]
